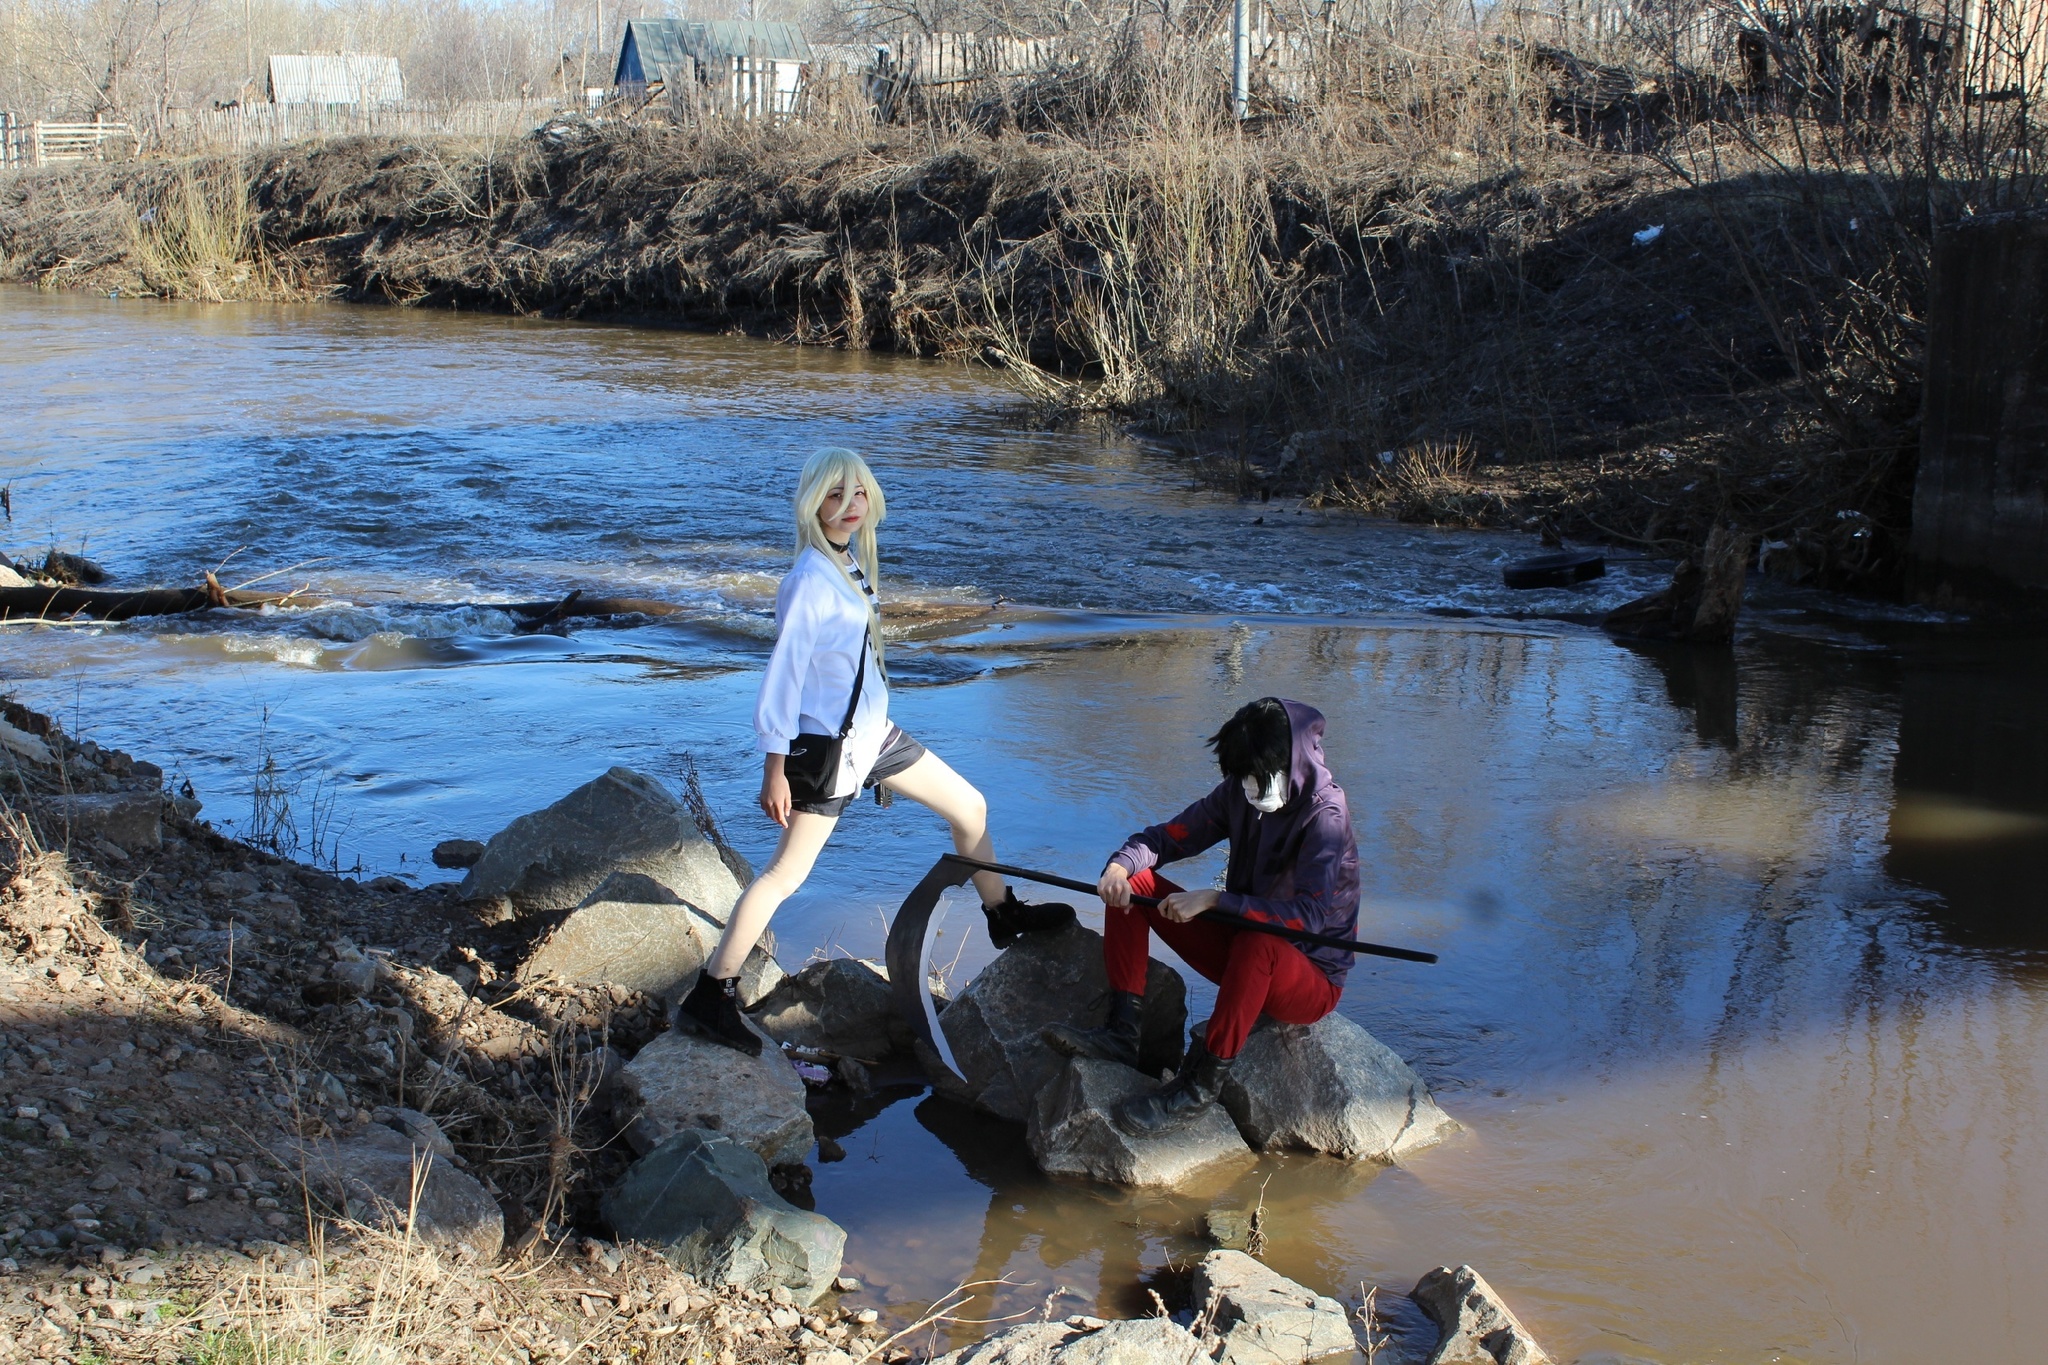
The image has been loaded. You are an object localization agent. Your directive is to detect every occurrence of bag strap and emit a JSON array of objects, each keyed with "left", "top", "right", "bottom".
[{"left": 835, "top": 625, "right": 869, "bottom": 740}]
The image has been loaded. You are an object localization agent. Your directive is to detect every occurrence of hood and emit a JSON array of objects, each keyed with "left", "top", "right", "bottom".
[{"left": 1277, "top": 698, "right": 1338, "bottom": 812}]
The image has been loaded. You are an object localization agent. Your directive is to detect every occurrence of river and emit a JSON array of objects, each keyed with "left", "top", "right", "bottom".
[{"left": 5, "top": 287, "right": 2047, "bottom": 1363}]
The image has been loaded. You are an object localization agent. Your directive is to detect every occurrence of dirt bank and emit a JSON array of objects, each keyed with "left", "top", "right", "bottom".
[
  {"left": 0, "top": 698, "right": 908, "bottom": 1363},
  {"left": 0, "top": 118, "right": 1949, "bottom": 591}
]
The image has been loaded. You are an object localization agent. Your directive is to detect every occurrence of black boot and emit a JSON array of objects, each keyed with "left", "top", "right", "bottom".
[
  {"left": 671, "top": 971, "right": 762, "bottom": 1056},
  {"left": 982, "top": 888, "right": 1076, "bottom": 949},
  {"left": 1041, "top": 991, "right": 1143, "bottom": 1069},
  {"left": 1115, "top": 1038, "right": 1233, "bottom": 1136}
]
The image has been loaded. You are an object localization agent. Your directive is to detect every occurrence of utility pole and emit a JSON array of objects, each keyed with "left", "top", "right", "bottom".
[
  {"left": 1231, "top": 0, "right": 1249, "bottom": 120},
  {"left": 245, "top": 0, "right": 253, "bottom": 100}
]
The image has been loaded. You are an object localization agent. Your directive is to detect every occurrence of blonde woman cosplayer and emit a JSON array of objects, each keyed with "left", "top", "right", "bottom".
[{"left": 674, "top": 447, "right": 1075, "bottom": 1053}]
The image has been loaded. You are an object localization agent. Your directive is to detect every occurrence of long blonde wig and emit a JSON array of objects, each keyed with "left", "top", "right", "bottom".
[{"left": 793, "top": 447, "right": 887, "bottom": 670}]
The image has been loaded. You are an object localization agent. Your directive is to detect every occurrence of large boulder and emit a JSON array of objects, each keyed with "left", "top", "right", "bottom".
[
  {"left": 615, "top": 1026, "right": 813, "bottom": 1167},
  {"left": 603, "top": 1129, "right": 844, "bottom": 1304},
  {"left": 1028, "top": 1058, "right": 1251, "bottom": 1187},
  {"left": 1193, "top": 1251, "right": 1355, "bottom": 1365},
  {"left": 933, "top": 1318, "right": 1211, "bottom": 1365},
  {"left": 932, "top": 924, "right": 1186, "bottom": 1123},
  {"left": 518, "top": 871, "right": 782, "bottom": 1006},
  {"left": 750, "top": 957, "right": 906, "bottom": 1061},
  {"left": 294, "top": 1122, "right": 503, "bottom": 1261},
  {"left": 1410, "top": 1265, "right": 1551, "bottom": 1365},
  {"left": 1220, "top": 1015, "right": 1456, "bottom": 1162},
  {"left": 458, "top": 768, "right": 746, "bottom": 917}
]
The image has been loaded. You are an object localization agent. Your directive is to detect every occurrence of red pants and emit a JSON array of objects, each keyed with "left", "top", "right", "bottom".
[{"left": 1105, "top": 869, "right": 1340, "bottom": 1060}]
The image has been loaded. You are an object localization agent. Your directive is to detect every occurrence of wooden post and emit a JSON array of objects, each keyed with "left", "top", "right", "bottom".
[{"left": 1912, "top": 213, "right": 2048, "bottom": 596}]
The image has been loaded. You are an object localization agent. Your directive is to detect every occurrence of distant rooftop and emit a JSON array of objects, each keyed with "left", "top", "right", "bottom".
[
  {"left": 615, "top": 18, "right": 813, "bottom": 85},
  {"left": 267, "top": 53, "right": 405, "bottom": 106}
]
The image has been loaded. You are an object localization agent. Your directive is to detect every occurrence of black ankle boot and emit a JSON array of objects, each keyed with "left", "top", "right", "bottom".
[
  {"left": 672, "top": 971, "right": 762, "bottom": 1056},
  {"left": 1115, "top": 1038, "right": 1232, "bottom": 1136},
  {"left": 1041, "top": 990, "right": 1143, "bottom": 1069},
  {"left": 982, "top": 888, "right": 1076, "bottom": 949}
]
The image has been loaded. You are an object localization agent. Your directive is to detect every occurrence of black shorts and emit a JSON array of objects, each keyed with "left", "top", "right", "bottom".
[{"left": 790, "top": 725, "right": 927, "bottom": 818}]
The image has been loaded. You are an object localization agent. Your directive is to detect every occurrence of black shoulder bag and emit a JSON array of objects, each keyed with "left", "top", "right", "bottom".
[{"left": 782, "top": 626, "right": 869, "bottom": 806}]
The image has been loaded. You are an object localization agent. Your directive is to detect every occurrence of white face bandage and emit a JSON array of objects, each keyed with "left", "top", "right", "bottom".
[{"left": 1243, "top": 772, "right": 1288, "bottom": 813}]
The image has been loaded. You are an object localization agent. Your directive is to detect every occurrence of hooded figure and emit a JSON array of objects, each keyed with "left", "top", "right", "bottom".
[{"left": 1046, "top": 697, "right": 1360, "bottom": 1135}]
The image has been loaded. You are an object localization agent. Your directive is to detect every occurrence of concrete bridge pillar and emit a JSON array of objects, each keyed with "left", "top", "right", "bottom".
[{"left": 1912, "top": 213, "right": 2048, "bottom": 597}]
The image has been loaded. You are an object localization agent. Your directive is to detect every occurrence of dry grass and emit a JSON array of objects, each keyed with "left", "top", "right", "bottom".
[
  {"left": 30, "top": 1218, "right": 865, "bottom": 1365},
  {"left": 126, "top": 166, "right": 280, "bottom": 302}
]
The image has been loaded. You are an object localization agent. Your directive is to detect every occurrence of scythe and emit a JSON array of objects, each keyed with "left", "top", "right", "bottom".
[
  {"left": 885, "top": 852, "right": 1439, "bottom": 1084},
  {"left": 883, "top": 853, "right": 980, "bottom": 1082}
]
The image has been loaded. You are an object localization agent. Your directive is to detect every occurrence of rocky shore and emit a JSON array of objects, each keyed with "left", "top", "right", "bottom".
[{"left": 0, "top": 696, "right": 1550, "bottom": 1364}]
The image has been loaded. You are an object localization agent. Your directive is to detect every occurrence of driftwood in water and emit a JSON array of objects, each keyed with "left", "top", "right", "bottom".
[
  {"left": 1602, "top": 524, "right": 1754, "bottom": 644},
  {"left": 3, "top": 580, "right": 1000, "bottom": 630},
  {"left": 0, "top": 585, "right": 698, "bottom": 625},
  {"left": 0, "top": 574, "right": 293, "bottom": 622}
]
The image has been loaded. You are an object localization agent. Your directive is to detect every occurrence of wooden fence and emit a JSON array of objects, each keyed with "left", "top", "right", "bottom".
[
  {"left": 0, "top": 115, "right": 138, "bottom": 168},
  {"left": 866, "top": 31, "right": 1062, "bottom": 119},
  {"left": 154, "top": 99, "right": 557, "bottom": 153}
]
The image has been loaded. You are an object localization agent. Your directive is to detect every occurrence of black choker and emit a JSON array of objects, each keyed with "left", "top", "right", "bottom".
[{"left": 824, "top": 536, "right": 850, "bottom": 553}]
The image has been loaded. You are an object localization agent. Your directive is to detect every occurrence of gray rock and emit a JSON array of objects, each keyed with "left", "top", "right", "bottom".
[
  {"left": 458, "top": 767, "right": 746, "bottom": 917},
  {"left": 295, "top": 1125, "right": 502, "bottom": 1260},
  {"left": 736, "top": 940, "right": 785, "bottom": 1009},
  {"left": 1220, "top": 1015, "right": 1456, "bottom": 1162},
  {"left": 1410, "top": 1265, "right": 1550, "bottom": 1365},
  {"left": 932, "top": 923, "right": 1186, "bottom": 1123},
  {"left": 751, "top": 958, "right": 905, "bottom": 1061},
  {"left": 328, "top": 959, "right": 380, "bottom": 997},
  {"left": 432, "top": 839, "right": 485, "bottom": 869},
  {"left": 517, "top": 873, "right": 764, "bottom": 1002},
  {"left": 615, "top": 1026, "right": 814, "bottom": 1167},
  {"left": 1193, "top": 1251, "right": 1355, "bottom": 1365},
  {"left": 602, "top": 1129, "right": 844, "bottom": 1304},
  {"left": 373, "top": 1107, "right": 455, "bottom": 1159},
  {"left": 932, "top": 1317, "right": 1211, "bottom": 1365},
  {"left": 1027, "top": 1058, "right": 1251, "bottom": 1187},
  {"left": 39, "top": 791, "right": 161, "bottom": 852}
]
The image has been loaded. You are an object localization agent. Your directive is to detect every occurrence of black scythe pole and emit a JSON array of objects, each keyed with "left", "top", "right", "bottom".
[{"left": 939, "top": 854, "right": 1440, "bottom": 964}]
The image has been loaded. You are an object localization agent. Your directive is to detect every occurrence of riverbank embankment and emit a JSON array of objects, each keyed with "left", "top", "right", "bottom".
[{"left": 0, "top": 116, "right": 1952, "bottom": 591}]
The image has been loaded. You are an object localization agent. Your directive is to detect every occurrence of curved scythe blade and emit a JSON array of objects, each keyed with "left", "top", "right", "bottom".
[{"left": 887, "top": 853, "right": 976, "bottom": 1083}]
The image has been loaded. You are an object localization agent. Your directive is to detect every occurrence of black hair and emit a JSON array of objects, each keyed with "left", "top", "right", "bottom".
[{"left": 1208, "top": 697, "right": 1292, "bottom": 781}]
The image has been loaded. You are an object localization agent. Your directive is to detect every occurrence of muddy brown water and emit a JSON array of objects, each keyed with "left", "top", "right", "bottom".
[{"left": 5, "top": 288, "right": 2048, "bottom": 1362}]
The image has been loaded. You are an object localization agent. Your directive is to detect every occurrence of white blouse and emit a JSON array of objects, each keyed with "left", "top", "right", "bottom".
[{"left": 753, "top": 546, "right": 890, "bottom": 799}]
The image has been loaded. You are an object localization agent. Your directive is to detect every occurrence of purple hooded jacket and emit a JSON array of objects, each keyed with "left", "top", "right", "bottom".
[{"left": 1108, "top": 699, "right": 1362, "bottom": 990}]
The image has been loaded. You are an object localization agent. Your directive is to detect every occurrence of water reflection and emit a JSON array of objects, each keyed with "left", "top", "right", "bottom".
[{"left": 1888, "top": 635, "right": 2048, "bottom": 953}]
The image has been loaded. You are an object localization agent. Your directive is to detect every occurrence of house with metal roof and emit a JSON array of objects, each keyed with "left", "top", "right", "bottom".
[
  {"left": 614, "top": 19, "right": 813, "bottom": 119},
  {"left": 266, "top": 53, "right": 405, "bottom": 106}
]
